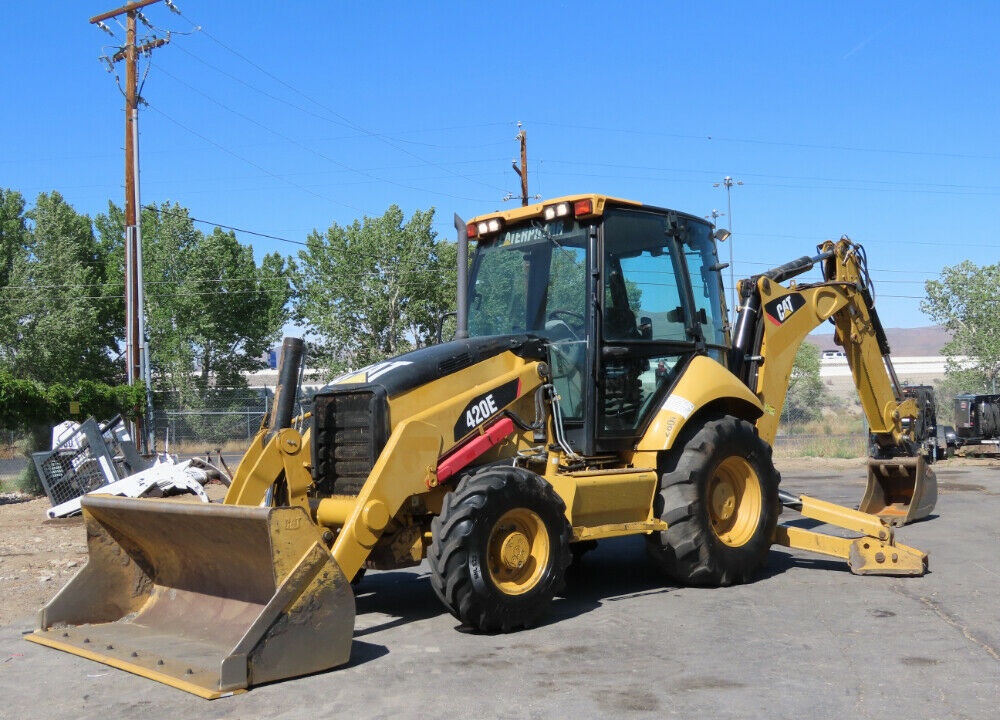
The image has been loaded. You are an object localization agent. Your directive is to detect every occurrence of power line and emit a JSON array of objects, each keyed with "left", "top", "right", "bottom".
[
  {"left": 528, "top": 120, "right": 1000, "bottom": 162},
  {"left": 150, "top": 65, "right": 497, "bottom": 205},
  {"left": 175, "top": 9, "right": 509, "bottom": 197},
  {"left": 145, "top": 104, "right": 363, "bottom": 213},
  {"left": 145, "top": 204, "right": 306, "bottom": 246},
  {"left": 542, "top": 158, "right": 1000, "bottom": 196}
]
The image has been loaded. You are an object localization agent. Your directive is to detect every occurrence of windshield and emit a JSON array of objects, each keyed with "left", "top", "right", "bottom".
[{"left": 467, "top": 219, "right": 588, "bottom": 337}]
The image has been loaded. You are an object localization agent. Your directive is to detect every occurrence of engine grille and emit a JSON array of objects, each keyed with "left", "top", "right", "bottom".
[{"left": 312, "top": 389, "right": 389, "bottom": 496}]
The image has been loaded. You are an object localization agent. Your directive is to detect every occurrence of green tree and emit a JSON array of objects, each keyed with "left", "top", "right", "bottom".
[
  {"left": 0, "top": 189, "right": 29, "bottom": 355},
  {"left": 96, "top": 202, "right": 294, "bottom": 392},
  {"left": 0, "top": 191, "right": 119, "bottom": 385},
  {"left": 0, "top": 188, "right": 27, "bottom": 291},
  {"left": 923, "top": 261, "right": 1000, "bottom": 392},
  {"left": 97, "top": 201, "right": 198, "bottom": 392},
  {"left": 781, "top": 341, "right": 825, "bottom": 425},
  {"left": 295, "top": 205, "right": 456, "bottom": 375},
  {"left": 0, "top": 191, "right": 123, "bottom": 493},
  {"left": 182, "top": 226, "right": 293, "bottom": 386}
]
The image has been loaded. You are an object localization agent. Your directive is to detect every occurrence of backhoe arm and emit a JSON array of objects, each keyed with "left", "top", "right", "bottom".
[
  {"left": 731, "top": 237, "right": 936, "bottom": 526},
  {"left": 730, "top": 237, "right": 916, "bottom": 448}
]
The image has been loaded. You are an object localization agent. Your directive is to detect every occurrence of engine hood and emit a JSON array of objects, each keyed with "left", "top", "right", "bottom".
[{"left": 319, "top": 335, "right": 547, "bottom": 398}]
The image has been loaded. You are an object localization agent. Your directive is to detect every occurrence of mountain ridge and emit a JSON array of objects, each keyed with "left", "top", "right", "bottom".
[{"left": 812, "top": 326, "right": 950, "bottom": 356}]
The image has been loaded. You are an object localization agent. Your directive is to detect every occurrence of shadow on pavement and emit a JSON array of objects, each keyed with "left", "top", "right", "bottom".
[{"left": 351, "top": 535, "right": 677, "bottom": 635}]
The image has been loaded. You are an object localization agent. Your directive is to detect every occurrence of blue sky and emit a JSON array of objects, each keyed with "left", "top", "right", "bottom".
[{"left": 3, "top": 1, "right": 998, "bottom": 329}]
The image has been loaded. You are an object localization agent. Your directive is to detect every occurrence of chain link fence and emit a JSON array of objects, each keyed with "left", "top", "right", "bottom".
[
  {"left": 148, "top": 386, "right": 323, "bottom": 451},
  {"left": 0, "top": 391, "right": 941, "bottom": 492},
  {"left": 1, "top": 386, "right": 318, "bottom": 490},
  {"left": 150, "top": 387, "right": 271, "bottom": 450},
  {"left": 772, "top": 406, "right": 869, "bottom": 458},
  {"left": 144, "top": 388, "right": 872, "bottom": 457}
]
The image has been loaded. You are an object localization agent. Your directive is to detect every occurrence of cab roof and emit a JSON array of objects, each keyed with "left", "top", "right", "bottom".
[{"left": 466, "top": 194, "right": 643, "bottom": 227}]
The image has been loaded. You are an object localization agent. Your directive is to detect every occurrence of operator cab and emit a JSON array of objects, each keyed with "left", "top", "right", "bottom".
[{"left": 465, "top": 196, "right": 729, "bottom": 456}]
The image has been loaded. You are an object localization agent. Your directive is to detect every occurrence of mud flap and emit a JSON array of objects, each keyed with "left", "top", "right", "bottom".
[
  {"left": 860, "top": 456, "right": 938, "bottom": 526},
  {"left": 25, "top": 494, "right": 355, "bottom": 699}
]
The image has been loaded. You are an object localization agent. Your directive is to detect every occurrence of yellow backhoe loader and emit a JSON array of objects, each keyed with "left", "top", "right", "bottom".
[{"left": 27, "top": 195, "right": 934, "bottom": 698}]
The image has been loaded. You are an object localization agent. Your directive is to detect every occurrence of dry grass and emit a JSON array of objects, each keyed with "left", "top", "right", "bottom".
[
  {"left": 161, "top": 439, "right": 252, "bottom": 456},
  {"left": 772, "top": 434, "right": 867, "bottom": 460},
  {"left": 773, "top": 410, "right": 868, "bottom": 459}
]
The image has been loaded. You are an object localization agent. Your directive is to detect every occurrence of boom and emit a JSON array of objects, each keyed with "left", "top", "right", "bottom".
[{"left": 730, "top": 237, "right": 936, "bottom": 525}]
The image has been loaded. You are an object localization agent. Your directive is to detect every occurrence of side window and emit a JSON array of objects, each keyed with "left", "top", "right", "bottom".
[
  {"left": 683, "top": 225, "right": 728, "bottom": 348},
  {"left": 601, "top": 352, "right": 687, "bottom": 434},
  {"left": 600, "top": 209, "right": 696, "bottom": 437},
  {"left": 610, "top": 253, "right": 687, "bottom": 342},
  {"left": 602, "top": 211, "right": 687, "bottom": 343}
]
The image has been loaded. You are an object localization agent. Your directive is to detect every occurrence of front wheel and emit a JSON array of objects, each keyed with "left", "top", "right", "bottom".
[
  {"left": 429, "top": 466, "right": 571, "bottom": 632},
  {"left": 647, "top": 415, "right": 780, "bottom": 586}
]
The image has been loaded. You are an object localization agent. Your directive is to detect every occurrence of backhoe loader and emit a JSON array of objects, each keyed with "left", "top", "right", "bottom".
[{"left": 28, "top": 194, "right": 934, "bottom": 698}]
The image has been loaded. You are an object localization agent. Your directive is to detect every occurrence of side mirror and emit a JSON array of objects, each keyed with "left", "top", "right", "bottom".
[
  {"left": 436, "top": 311, "right": 458, "bottom": 345},
  {"left": 639, "top": 316, "right": 653, "bottom": 340}
]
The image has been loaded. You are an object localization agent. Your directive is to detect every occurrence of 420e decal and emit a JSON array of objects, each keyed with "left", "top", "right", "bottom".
[{"left": 453, "top": 379, "right": 519, "bottom": 441}]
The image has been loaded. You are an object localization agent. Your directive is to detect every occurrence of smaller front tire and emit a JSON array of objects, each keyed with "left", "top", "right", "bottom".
[{"left": 429, "top": 466, "right": 571, "bottom": 632}]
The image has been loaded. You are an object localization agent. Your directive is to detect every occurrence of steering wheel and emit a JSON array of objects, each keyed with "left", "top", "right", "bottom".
[{"left": 546, "top": 309, "right": 585, "bottom": 338}]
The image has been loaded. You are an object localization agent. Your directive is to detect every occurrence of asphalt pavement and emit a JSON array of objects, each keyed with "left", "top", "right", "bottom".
[{"left": 1, "top": 460, "right": 997, "bottom": 720}]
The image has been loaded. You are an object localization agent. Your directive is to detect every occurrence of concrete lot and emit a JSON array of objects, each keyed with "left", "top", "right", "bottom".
[{"left": 1, "top": 459, "right": 997, "bottom": 720}]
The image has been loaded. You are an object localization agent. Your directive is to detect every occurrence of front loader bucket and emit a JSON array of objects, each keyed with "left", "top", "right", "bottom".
[
  {"left": 26, "top": 494, "right": 355, "bottom": 699},
  {"left": 860, "top": 456, "right": 938, "bottom": 526}
]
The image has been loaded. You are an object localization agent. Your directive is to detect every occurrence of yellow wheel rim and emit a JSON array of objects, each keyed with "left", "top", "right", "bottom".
[
  {"left": 708, "top": 456, "right": 763, "bottom": 547},
  {"left": 487, "top": 508, "right": 550, "bottom": 595}
]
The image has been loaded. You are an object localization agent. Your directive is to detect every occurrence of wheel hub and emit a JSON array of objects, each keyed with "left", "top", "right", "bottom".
[
  {"left": 711, "top": 483, "right": 737, "bottom": 521},
  {"left": 708, "top": 456, "right": 764, "bottom": 547},
  {"left": 487, "top": 508, "right": 550, "bottom": 595},
  {"left": 499, "top": 531, "right": 530, "bottom": 569}
]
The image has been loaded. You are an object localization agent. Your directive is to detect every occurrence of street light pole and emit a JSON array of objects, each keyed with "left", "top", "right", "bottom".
[{"left": 713, "top": 176, "right": 742, "bottom": 319}]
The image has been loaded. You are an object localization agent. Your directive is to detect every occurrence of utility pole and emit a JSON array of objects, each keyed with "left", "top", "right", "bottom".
[
  {"left": 713, "top": 176, "right": 742, "bottom": 320},
  {"left": 511, "top": 123, "right": 529, "bottom": 206},
  {"left": 90, "top": 0, "right": 170, "bottom": 454}
]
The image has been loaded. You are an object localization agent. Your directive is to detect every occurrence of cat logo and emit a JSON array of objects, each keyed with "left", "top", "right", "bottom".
[
  {"left": 331, "top": 360, "right": 412, "bottom": 385},
  {"left": 764, "top": 292, "right": 805, "bottom": 326}
]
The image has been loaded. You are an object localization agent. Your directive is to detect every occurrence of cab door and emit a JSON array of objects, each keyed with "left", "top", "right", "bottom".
[{"left": 595, "top": 208, "right": 723, "bottom": 452}]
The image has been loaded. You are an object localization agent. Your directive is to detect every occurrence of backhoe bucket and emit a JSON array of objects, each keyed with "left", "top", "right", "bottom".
[
  {"left": 26, "top": 494, "right": 355, "bottom": 699},
  {"left": 860, "top": 456, "right": 937, "bottom": 526}
]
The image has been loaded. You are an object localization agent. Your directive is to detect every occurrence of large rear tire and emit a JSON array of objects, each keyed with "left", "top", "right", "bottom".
[
  {"left": 647, "top": 415, "right": 779, "bottom": 586},
  {"left": 429, "top": 466, "right": 571, "bottom": 632}
]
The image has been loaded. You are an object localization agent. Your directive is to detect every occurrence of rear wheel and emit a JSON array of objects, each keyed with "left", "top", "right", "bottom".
[
  {"left": 429, "top": 466, "right": 571, "bottom": 632},
  {"left": 647, "top": 415, "right": 779, "bottom": 586}
]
